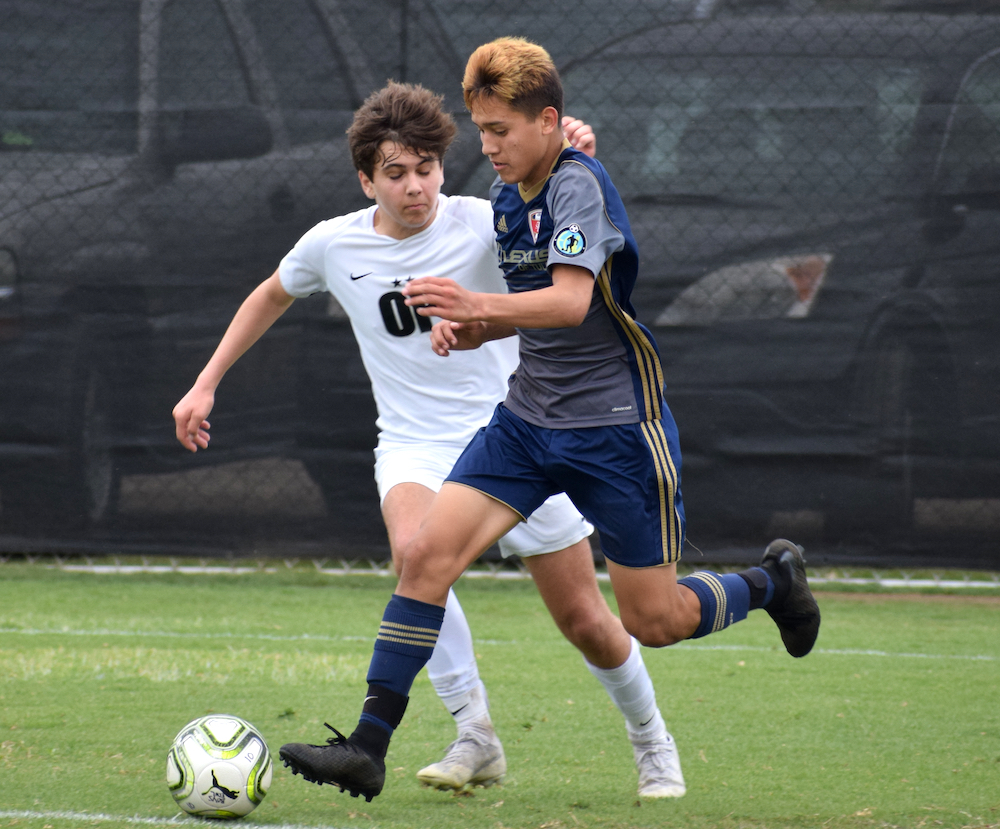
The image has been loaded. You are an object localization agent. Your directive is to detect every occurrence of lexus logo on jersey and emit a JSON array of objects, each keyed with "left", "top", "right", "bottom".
[{"left": 528, "top": 209, "right": 542, "bottom": 243}]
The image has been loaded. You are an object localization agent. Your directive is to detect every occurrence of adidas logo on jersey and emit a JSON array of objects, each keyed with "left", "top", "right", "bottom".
[{"left": 496, "top": 215, "right": 508, "bottom": 233}]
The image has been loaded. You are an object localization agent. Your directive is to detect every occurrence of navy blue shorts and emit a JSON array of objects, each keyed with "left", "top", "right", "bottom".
[{"left": 446, "top": 404, "right": 685, "bottom": 568}]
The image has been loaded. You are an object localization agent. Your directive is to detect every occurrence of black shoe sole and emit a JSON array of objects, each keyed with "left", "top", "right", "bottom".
[
  {"left": 279, "top": 746, "right": 383, "bottom": 802},
  {"left": 762, "top": 539, "right": 821, "bottom": 658}
]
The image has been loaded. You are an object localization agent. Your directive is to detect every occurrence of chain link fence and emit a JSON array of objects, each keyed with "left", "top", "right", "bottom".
[{"left": 1, "top": 0, "right": 999, "bottom": 567}]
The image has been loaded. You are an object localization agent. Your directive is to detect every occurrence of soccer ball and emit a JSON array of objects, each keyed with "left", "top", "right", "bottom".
[{"left": 166, "top": 714, "right": 273, "bottom": 818}]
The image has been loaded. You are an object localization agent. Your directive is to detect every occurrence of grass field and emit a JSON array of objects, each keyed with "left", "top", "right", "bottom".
[{"left": 1, "top": 560, "right": 998, "bottom": 829}]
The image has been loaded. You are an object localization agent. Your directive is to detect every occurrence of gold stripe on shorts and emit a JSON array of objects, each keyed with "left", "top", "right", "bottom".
[{"left": 639, "top": 419, "right": 681, "bottom": 564}]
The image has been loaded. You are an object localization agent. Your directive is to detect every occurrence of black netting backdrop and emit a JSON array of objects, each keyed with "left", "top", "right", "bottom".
[{"left": 2, "top": 0, "right": 999, "bottom": 566}]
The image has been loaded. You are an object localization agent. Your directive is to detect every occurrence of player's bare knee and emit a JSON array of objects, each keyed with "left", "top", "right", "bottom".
[
  {"left": 397, "top": 537, "right": 436, "bottom": 586},
  {"left": 397, "top": 536, "right": 467, "bottom": 604},
  {"left": 397, "top": 536, "right": 424, "bottom": 569},
  {"left": 389, "top": 551, "right": 404, "bottom": 578},
  {"left": 556, "top": 606, "right": 607, "bottom": 652}
]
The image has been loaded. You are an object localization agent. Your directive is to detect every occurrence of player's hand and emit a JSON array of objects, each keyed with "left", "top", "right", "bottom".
[
  {"left": 172, "top": 387, "right": 214, "bottom": 452},
  {"left": 403, "top": 276, "right": 483, "bottom": 323},
  {"left": 430, "top": 320, "right": 488, "bottom": 356},
  {"left": 562, "top": 116, "right": 596, "bottom": 157}
]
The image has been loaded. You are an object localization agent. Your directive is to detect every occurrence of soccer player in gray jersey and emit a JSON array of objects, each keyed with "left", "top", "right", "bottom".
[
  {"left": 175, "top": 81, "right": 684, "bottom": 801},
  {"left": 276, "top": 39, "right": 820, "bottom": 803}
]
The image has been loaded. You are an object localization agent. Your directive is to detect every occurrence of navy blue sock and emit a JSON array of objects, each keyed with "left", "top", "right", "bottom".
[
  {"left": 739, "top": 566, "right": 776, "bottom": 609},
  {"left": 358, "top": 594, "right": 445, "bottom": 737},
  {"left": 678, "top": 571, "right": 753, "bottom": 639}
]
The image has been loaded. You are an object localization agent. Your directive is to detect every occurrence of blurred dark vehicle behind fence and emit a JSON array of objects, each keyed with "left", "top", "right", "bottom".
[{"left": 1, "top": 0, "right": 998, "bottom": 567}]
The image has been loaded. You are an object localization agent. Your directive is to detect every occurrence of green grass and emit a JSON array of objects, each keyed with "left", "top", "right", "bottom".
[{"left": 1, "top": 562, "right": 998, "bottom": 829}]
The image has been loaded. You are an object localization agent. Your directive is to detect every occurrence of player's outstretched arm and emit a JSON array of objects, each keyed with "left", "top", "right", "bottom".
[
  {"left": 404, "top": 264, "right": 593, "bottom": 331},
  {"left": 172, "top": 271, "right": 295, "bottom": 452}
]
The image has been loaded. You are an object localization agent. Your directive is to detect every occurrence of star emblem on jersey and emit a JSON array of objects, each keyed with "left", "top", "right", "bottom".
[
  {"left": 554, "top": 224, "right": 586, "bottom": 257},
  {"left": 528, "top": 209, "right": 542, "bottom": 243}
]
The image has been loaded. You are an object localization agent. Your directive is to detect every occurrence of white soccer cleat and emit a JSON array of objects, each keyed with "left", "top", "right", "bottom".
[
  {"left": 416, "top": 719, "right": 506, "bottom": 791},
  {"left": 630, "top": 723, "right": 686, "bottom": 799}
]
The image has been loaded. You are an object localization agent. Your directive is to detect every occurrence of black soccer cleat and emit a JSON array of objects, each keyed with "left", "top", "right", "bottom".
[
  {"left": 761, "top": 539, "right": 821, "bottom": 658},
  {"left": 279, "top": 724, "right": 385, "bottom": 802}
]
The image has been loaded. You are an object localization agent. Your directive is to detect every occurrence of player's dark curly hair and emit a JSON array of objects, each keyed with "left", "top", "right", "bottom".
[{"left": 348, "top": 82, "right": 458, "bottom": 179}]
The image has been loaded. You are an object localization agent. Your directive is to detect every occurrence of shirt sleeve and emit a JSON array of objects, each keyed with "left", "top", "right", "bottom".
[
  {"left": 545, "top": 160, "right": 625, "bottom": 278},
  {"left": 278, "top": 218, "right": 339, "bottom": 298}
]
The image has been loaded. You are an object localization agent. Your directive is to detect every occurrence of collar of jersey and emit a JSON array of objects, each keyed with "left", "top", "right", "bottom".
[{"left": 517, "top": 139, "right": 572, "bottom": 204}]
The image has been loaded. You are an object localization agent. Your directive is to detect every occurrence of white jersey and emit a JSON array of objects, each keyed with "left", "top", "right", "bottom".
[{"left": 279, "top": 194, "right": 518, "bottom": 449}]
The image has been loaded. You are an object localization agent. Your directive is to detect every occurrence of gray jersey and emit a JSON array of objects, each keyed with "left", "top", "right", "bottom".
[{"left": 491, "top": 147, "right": 660, "bottom": 428}]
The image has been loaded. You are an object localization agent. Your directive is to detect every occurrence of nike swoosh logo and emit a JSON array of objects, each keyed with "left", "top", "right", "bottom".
[
  {"left": 350, "top": 272, "right": 373, "bottom": 281},
  {"left": 449, "top": 703, "right": 469, "bottom": 717},
  {"left": 364, "top": 695, "right": 378, "bottom": 703},
  {"left": 639, "top": 716, "right": 655, "bottom": 727}
]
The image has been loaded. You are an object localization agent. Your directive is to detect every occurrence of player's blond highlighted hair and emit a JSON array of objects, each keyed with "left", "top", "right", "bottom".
[{"left": 462, "top": 37, "right": 563, "bottom": 118}]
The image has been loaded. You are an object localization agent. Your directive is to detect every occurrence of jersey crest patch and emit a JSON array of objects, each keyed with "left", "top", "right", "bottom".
[
  {"left": 528, "top": 209, "right": 542, "bottom": 243},
  {"left": 554, "top": 224, "right": 586, "bottom": 257}
]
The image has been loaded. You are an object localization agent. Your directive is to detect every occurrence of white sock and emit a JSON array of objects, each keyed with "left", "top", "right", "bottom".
[
  {"left": 585, "top": 636, "right": 664, "bottom": 739},
  {"left": 427, "top": 588, "right": 491, "bottom": 728}
]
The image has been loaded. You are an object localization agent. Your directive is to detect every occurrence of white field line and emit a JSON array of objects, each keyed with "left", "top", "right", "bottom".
[
  {"left": 0, "top": 625, "right": 994, "bottom": 662},
  {"left": 0, "top": 627, "right": 378, "bottom": 643},
  {"left": 674, "top": 642, "right": 997, "bottom": 661},
  {"left": 808, "top": 576, "right": 1000, "bottom": 589},
  {"left": 55, "top": 563, "right": 534, "bottom": 579},
  {"left": 54, "top": 562, "right": 1000, "bottom": 590},
  {"left": 0, "top": 811, "right": 345, "bottom": 829}
]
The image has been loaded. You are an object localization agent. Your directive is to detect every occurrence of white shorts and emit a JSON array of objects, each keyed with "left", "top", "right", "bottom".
[{"left": 374, "top": 441, "right": 594, "bottom": 558}]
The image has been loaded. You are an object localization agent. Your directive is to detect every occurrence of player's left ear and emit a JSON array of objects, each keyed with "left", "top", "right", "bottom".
[{"left": 538, "top": 106, "right": 560, "bottom": 136}]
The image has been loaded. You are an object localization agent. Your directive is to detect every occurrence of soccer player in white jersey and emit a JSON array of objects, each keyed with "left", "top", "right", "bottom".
[{"left": 173, "top": 82, "right": 684, "bottom": 800}]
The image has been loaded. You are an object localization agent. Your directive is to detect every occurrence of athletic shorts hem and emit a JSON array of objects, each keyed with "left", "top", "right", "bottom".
[
  {"left": 445, "top": 481, "right": 526, "bottom": 522},
  {"left": 498, "top": 521, "right": 593, "bottom": 559},
  {"left": 600, "top": 555, "right": 679, "bottom": 569}
]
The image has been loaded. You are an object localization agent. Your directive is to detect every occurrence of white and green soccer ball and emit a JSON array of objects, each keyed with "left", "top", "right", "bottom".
[{"left": 166, "top": 714, "right": 273, "bottom": 818}]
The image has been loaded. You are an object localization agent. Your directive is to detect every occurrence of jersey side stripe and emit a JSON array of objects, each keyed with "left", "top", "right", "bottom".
[
  {"left": 598, "top": 261, "right": 663, "bottom": 416},
  {"left": 595, "top": 264, "right": 651, "bottom": 413},
  {"left": 596, "top": 263, "right": 664, "bottom": 421}
]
